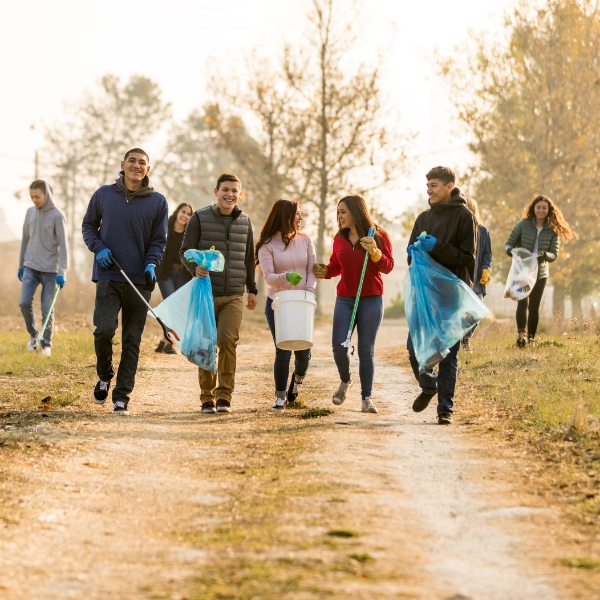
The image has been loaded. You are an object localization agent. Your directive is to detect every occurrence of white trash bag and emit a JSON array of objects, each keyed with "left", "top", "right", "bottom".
[{"left": 504, "top": 248, "right": 538, "bottom": 301}]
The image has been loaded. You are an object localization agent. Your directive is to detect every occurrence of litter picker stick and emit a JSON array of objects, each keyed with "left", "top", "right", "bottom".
[
  {"left": 108, "top": 253, "right": 180, "bottom": 345},
  {"left": 341, "top": 227, "right": 376, "bottom": 349},
  {"left": 38, "top": 284, "right": 61, "bottom": 341}
]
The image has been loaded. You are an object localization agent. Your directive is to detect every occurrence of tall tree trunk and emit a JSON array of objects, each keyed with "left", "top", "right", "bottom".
[
  {"left": 552, "top": 281, "right": 565, "bottom": 330},
  {"left": 315, "top": 41, "right": 329, "bottom": 316},
  {"left": 572, "top": 293, "right": 583, "bottom": 322}
]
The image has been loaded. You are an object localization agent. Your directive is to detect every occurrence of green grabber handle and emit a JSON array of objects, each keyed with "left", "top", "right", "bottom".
[
  {"left": 341, "top": 226, "right": 376, "bottom": 351},
  {"left": 39, "top": 284, "right": 61, "bottom": 341}
]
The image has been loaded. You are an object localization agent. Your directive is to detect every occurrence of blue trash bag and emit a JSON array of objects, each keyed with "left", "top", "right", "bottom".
[
  {"left": 404, "top": 241, "right": 490, "bottom": 372},
  {"left": 180, "top": 276, "right": 218, "bottom": 372},
  {"left": 183, "top": 247, "right": 225, "bottom": 272}
]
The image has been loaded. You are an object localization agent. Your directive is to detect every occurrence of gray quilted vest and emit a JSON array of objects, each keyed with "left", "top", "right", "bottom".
[{"left": 193, "top": 205, "right": 252, "bottom": 296}]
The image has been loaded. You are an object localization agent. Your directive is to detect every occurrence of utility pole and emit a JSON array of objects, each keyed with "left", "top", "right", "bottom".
[{"left": 34, "top": 151, "right": 39, "bottom": 180}]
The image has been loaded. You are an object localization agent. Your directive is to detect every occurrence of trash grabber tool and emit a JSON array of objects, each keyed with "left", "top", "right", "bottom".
[
  {"left": 341, "top": 226, "right": 376, "bottom": 351},
  {"left": 38, "top": 284, "right": 61, "bottom": 343},
  {"left": 108, "top": 253, "right": 180, "bottom": 345}
]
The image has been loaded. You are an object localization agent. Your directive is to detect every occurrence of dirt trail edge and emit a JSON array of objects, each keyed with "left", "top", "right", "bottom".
[{"left": 0, "top": 318, "right": 563, "bottom": 599}]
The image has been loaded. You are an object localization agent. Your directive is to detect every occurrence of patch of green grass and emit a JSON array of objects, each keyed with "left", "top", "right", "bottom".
[
  {"left": 327, "top": 528, "right": 359, "bottom": 538},
  {"left": 558, "top": 557, "right": 600, "bottom": 571},
  {"left": 301, "top": 407, "right": 334, "bottom": 419}
]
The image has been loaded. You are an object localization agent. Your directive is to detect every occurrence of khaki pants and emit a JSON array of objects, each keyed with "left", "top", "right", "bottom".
[{"left": 198, "top": 295, "right": 244, "bottom": 403}]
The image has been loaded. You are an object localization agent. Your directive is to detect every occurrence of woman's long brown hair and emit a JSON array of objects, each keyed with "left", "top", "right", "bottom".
[
  {"left": 336, "top": 195, "right": 381, "bottom": 241},
  {"left": 522, "top": 195, "right": 576, "bottom": 242},
  {"left": 255, "top": 199, "right": 300, "bottom": 267},
  {"left": 168, "top": 202, "right": 194, "bottom": 232}
]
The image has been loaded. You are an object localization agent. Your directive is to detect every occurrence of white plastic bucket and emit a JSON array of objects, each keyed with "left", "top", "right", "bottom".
[{"left": 272, "top": 290, "right": 317, "bottom": 350}]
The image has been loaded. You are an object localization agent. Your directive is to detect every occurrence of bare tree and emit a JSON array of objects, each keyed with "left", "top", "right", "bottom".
[
  {"left": 41, "top": 74, "right": 171, "bottom": 272},
  {"left": 205, "top": 0, "right": 411, "bottom": 309}
]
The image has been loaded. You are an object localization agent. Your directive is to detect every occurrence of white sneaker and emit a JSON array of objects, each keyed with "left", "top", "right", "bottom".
[
  {"left": 271, "top": 397, "right": 286, "bottom": 413},
  {"left": 40, "top": 345, "right": 51, "bottom": 357},
  {"left": 332, "top": 380, "right": 353, "bottom": 405},
  {"left": 361, "top": 397, "right": 378, "bottom": 413},
  {"left": 27, "top": 337, "right": 39, "bottom": 352}
]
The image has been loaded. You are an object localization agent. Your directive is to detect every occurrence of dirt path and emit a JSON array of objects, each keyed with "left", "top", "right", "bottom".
[{"left": 0, "top": 317, "right": 568, "bottom": 599}]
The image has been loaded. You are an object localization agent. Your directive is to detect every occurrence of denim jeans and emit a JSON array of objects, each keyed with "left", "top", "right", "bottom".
[
  {"left": 93, "top": 280, "right": 151, "bottom": 404},
  {"left": 265, "top": 297, "right": 311, "bottom": 396},
  {"left": 158, "top": 267, "right": 190, "bottom": 299},
  {"left": 407, "top": 335, "right": 460, "bottom": 415},
  {"left": 463, "top": 292, "right": 484, "bottom": 340},
  {"left": 332, "top": 295, "right": 383, "bottom": 399},
  {"left": 20, "top": 267, "right": 57, "bottom": 347}
]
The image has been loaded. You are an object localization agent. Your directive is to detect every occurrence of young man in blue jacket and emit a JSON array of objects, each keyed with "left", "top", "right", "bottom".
[{"left": 82, "top": 149, "right": 168, "bottom": 414}]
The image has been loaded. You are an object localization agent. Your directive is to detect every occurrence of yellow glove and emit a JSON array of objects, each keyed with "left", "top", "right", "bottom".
[
  {"left": 360, "top": 236, "right": 382, "bottom": 263},
  {"left": 313, "top": 263, "right": 328, "bottom": 279},
  {"left": 479, "top": 268, "right": 491, "bottom": 286}
]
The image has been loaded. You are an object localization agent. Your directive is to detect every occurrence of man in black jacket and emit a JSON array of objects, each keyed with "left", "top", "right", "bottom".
[
  {"left": 406, "top": 166, "right": 476, "bottom": 425},
  {"left": 180, "top": 173, "right": 257, "bottom": 414}
]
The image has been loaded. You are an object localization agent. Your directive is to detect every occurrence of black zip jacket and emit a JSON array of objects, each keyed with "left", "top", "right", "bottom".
[{"left": 407, "top": 188, "right": 476, "bottom": 286}]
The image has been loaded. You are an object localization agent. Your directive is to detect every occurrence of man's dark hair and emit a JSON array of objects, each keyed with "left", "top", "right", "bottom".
[
  {"left": 426, "top": 166, "right": 456, "bottom": 185},
  {"left": 124, "top": 148, "right": 150, "bottom": 162},
  {"left": 216, "top": 173, "right": 242, "bottom": 190}
]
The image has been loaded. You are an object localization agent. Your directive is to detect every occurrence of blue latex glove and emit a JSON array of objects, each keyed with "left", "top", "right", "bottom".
[
  {"left": 96, "top": 248, "right": 113, "bottom": 268},
  {"left": 17, "top": 268, "right": 24, "bottom": 281},
  {"left": 407, "top": 244, "right": 416, "bottom": 257},
  {"left": 56, "top": 275, "right": 66, "bottom": 289},
  {"left": 144, "top": 264, "right": 156, "bottom": 291},
  {"left": 417, "top": 234, "right": 437, "bottom": 252}
]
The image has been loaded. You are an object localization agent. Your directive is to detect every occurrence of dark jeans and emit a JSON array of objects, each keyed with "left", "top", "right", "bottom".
[
  {"left": 407, "top": 335, "right": 460, "bottom": 415},
  {"left": 158, "top": 267, "right": 190, "bottom": 299},
  {"left": 19, "top": 267, "right": 56, "bottom": 347},
  {"left": 463, "top": 292, "right": 484, "bottom": 341},
  {"left": 332, "top": 295, "right": 383, "bottom": 399},
  {"left": 516, "top": 277, "right": 547, "bottom": 337},
  {"left": 265, "top": 298, "right": 311, "bottom": 395},
  {"left": 93, "top": 280, "right": 151, "bottom": 404}
]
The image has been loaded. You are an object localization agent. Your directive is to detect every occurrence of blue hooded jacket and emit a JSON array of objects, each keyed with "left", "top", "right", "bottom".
[{"left": 82, "top": 173, "right": 168, "bottom": 285}]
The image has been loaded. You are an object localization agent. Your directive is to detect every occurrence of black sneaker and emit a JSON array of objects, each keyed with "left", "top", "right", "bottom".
[
  {"left": 201, "top": 401, "right": 216, "bottom": 414},
  {"left": 113, "top": 401, "right": 129, "bottom": 415},
  {"left": 438, "top": 413, "right": 453, "bottom": 425},
  {"left": 163, "top": 342, "right": 177, "bottom": 354},
  {"left": 412, "top": 391, "right": 436, "bottom": 413},
  {"left": 516, "top": 332, "right": 527, "bottom": 348},
  {"left": 216, "top": 399, "right": 231, "bottom": 413},
  {"left": 287, "top": 372, "right": 303, "bottom": 402},
  {"left": 155, "top": 340, "right": 165, "bottom": 353},
  {"left": 93, "top": 380, "right": 111, "bottom": 405}
]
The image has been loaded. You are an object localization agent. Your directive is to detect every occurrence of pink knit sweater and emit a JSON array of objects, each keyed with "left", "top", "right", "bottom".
[{"left": 257, "top": 233, "right": 317, "bottom": 299}]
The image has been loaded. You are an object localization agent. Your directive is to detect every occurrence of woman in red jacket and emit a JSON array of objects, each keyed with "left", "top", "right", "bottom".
[{"left": 314, "top": 195, "right": 394, "bottom": 413}]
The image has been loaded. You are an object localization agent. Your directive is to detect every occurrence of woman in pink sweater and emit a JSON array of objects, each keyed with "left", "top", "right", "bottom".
[{"left": 256, "top": 200, "right": 317, "bottom": 412}]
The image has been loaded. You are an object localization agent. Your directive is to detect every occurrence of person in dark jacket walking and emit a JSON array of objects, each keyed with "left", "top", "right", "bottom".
[
  {"left": 406, "top": 166, "right": 476, "bottom": 425},
  {"left": 155, "top": 202, "right": 193, "bottom": 354},
  {"left": 179, "top": 173, "right": 258, "bottom": 414},
  {"left": 82, "top": 148, "right": 168, "bottom": 415},
  {"left": 461, "top": 197, "right": 492, "bottom": 353},
  {"left": 505, "top": 195, "right": 575, "bottom": 347}
]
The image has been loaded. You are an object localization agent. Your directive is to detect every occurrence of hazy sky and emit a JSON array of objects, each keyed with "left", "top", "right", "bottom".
[{"left": 0, "top": 0, "right": 512, "bottom": 238}]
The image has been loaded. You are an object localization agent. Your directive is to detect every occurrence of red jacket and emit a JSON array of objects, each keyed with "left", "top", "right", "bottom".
[{"left": 325, "top": 229, "right": 394, "bottom": 297}]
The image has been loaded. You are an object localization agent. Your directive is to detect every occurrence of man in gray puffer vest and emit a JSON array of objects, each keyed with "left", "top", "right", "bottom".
[{"left": 180, "top": 173, "right": 258, "bottom": 414}]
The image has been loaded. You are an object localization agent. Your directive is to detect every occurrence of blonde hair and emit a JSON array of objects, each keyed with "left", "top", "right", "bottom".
[{"left": 465, "top": 197, "right": 482, "bottom": 227}]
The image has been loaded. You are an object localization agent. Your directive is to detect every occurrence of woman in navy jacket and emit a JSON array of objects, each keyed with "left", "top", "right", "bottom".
[{"left": 462, "top": 197, "right": 492, "bottom": 353}]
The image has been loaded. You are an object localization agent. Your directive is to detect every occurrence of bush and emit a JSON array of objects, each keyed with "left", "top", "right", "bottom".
[{"left": 384, "top": 292, "right": 404, "bottom": 319}]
